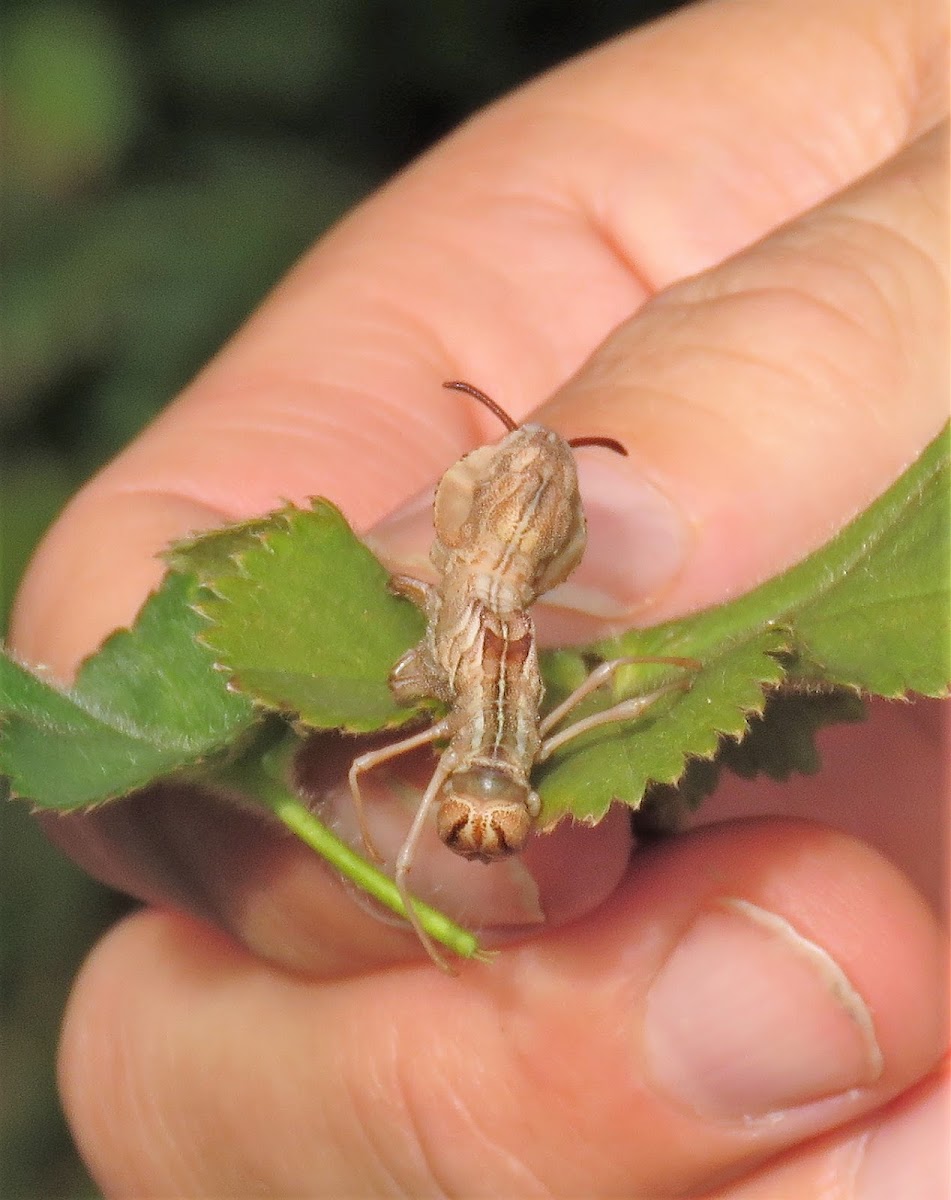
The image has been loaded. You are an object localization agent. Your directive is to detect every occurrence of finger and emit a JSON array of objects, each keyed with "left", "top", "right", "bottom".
[
  {"left": 59, "top": 822, "right": 946, "bottom": 1198},
  {"left": 695, "top": 697, "right": 949, "bottom": 920},
  {"left": 375, "top": 123, "right": 948, "bottom": 639},
  {"left": 11, "top": 0, "right": 946, "bottom": 676},
  {"left": 703, "top": 1070, "right": 949, "bottom": 1199},
  {"left": 37, "top": 769, "right": 634, "bottom": 976}
]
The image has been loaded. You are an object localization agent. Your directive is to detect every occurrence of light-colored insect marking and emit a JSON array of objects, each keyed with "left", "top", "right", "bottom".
[{"left": 349, "top": 381, "right": 694, "bottom": 968}]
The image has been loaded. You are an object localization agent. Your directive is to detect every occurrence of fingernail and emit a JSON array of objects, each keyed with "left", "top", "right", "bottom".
[
  {"left": 364, "top": 486, "right": 439, "bottom": 584},
  {"left": 543, "top": 452, "right": 690, "bottom": 617},
  {"left": 366, "top": 453, "right": 689, "bottom": 617},
  {"left": 643, "top": 898, "right": 884, "bottom": 1120}
]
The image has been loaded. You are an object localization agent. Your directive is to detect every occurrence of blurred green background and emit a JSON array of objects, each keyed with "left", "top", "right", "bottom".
[{"left": 1, "top": 1, "right": 680, "bottom": 1194}]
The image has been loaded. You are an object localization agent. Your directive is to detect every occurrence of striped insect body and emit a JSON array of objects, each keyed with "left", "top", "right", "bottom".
[{"left": 349, "top": 382, "right": 692, "bottom": 968}]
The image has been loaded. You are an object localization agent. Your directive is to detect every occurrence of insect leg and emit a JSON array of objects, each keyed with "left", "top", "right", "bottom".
[
  {"left": 539, "top": 655, "right": 698, "bottom": 737},
  {"left": 395, "top": 751, "right": 458, "bottom": 972},
  {"left": 349, "top": 719, "right": 450, "bottom": 861},
  {"left": 537, "top": 678, "right": 692, "bottom": 763},
  {"left": 388, "top": 574, "right": 434, "bottom": 607}
]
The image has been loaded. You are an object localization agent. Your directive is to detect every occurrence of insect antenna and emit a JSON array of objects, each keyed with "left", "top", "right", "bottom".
[
  {"left": 568, "top": 435, "right": 627, "bottom": 456},
  {"left": 443, "top": 380, "right": 519, "bottom": 432},
  {"left": 443, "top": 379, "right": 627, "bottom": 455}
]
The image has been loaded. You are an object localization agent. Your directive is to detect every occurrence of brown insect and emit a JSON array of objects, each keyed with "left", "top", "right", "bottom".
[{"left": 350, "top": 382, "right": 693, "bottom": 967}]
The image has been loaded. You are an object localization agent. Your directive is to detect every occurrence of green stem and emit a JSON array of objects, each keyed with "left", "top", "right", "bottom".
[{"left": 207, "top": 750, "right": 483, "bottom": 962}]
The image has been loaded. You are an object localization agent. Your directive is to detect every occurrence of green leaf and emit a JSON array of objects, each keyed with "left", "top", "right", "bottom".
[
  {"left": 164, "top": 510, "right": 287, "bottom": 580},
  {"left": 0, "top": 572, "right": 256, "bottom": 809},
  {"left": 634, "top": 687, "right": 868, "bottom": 836},
  {"left": 172, "top": 500, "right": 427, "bottom": 732},
  {"left": 714, "top": 686, "right": 869, "bottom": 780},
  {"left": 536, "top": 422, "right": 948, "bottom": 825},
  {"left": 12, "top": 423, "right": 942, "bottom": 831},
  {"left": 535, "top": 627, "right": 791, "bottom": 826},
  {"left": 168, "top": 424, "right": 947, "bottom": 830},
  {"left": 185, "top": 424, "right": 945, "bottom": 830}
]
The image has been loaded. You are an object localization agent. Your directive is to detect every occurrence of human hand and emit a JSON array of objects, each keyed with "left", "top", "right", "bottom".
[{"left": 11, "top": 0, "right": 947, "bottom": 1194}]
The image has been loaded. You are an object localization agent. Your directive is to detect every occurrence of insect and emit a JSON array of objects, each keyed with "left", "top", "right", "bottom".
[{"left": 349, "top": 381, "right": 694, "bottom": 967}]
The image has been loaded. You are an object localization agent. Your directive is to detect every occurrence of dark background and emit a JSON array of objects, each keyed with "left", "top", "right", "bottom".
[{"left": 1, "top": 2, "right": 685, "bottom": 1194}]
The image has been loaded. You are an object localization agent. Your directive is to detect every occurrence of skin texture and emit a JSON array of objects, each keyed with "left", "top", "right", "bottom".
[{"left": 10, "top": 0, "right": 949, "bottom": 1195}]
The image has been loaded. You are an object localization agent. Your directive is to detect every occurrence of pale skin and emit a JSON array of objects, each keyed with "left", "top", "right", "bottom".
[{"left": 10, "top": 0, "right": 948, "bottom": 1195}]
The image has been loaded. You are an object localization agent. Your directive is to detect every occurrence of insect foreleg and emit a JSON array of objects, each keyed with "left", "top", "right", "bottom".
[
  {"left": 348, "top": 719, "right": 450, "bottom": 861},
  {"left": 388, "top": 574, "right": 434, "bottom": 607},
  {"left": 539, "top": 655, "right": 698, "bottom": 737}
]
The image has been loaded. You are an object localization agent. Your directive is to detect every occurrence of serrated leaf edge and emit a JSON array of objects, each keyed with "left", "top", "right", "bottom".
[
  {"left": 537, "top": 627, "right": 793, "bottom": 828},
  {"left": 182, "top": 504, "right": 429, "bottom": 734}
]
